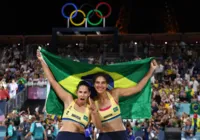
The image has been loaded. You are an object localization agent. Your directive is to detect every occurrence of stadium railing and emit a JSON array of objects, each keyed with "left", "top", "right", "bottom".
[{"left": 5, "top": 88, "right": 27, "bottom": 115}]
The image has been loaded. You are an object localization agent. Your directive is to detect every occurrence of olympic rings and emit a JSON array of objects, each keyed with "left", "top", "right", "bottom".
[
  {"left": 70, "top": 10, "right": 86, "bottom": 26},
  {"left": 80, "top": 3, "right": 95, "bottom": 19},
  {"left": 61, "top": 2, "right": 112, "bottom": 26},
  {"left": 61, "top": 3, "right": 78, "bottom": 19},
  {"left": 87, "top": 10, "right": 103, "bottom": 26},
  {"left": 95, "top": 2, "right": 112, "bottom": 18}
]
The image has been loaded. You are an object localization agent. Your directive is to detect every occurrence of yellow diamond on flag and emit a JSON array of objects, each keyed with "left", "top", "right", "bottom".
[{"left": 59, "top": 67, "right": 137, "bottom": 96}]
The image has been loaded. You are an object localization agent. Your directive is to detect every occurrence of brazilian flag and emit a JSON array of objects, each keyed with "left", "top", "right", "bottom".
[
  {"left": 40, "top": 48, "right": 153, "bottom": 119},
  {"left": 190, "top": 102, "right": 200, "bottom": 115}
]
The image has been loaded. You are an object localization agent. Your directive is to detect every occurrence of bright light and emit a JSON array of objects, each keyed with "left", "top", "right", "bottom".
[
  {"left": 76, "top": 43, "right": 78, "bottom": 45},
  {"left": 134, "top": 42, "right": 137, "bottom": 45},
  {"left": 165, "top": 42, "right": 167, "bottom": 44},
  {"left": 196, "top": 41, "right": 198, "bottom": 44},
  {"left": 47, "top": 43, "right": 49, "bottom": 46},
  {"left": 18, "top": 43, "right": 20, "bottom": 46},
  {"left": 56, "top": 31, "right": 62, "bottom": 36},
  {"left": 96, "top": 31, "right": 101, "bottom": 35}
]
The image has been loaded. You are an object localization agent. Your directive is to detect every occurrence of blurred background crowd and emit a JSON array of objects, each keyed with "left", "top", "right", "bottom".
[{"left": 0, "top": 34, "right": 200, "bottom": 140}]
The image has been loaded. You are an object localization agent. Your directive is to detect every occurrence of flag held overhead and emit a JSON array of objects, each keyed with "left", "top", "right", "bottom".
[{"left": 40, "top": 48, "right": 153, "bottom": 119}]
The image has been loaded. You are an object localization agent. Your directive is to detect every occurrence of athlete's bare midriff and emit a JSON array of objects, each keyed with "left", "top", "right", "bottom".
[
  {"left": 59, "top": 121, "right": 85, "bottom": 133},
  {"left": 100, "top": 117, "right": 126, "bottom": 133}
]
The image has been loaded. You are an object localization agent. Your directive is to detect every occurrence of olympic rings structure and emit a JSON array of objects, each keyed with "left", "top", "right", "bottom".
[{"left": 61, "top": 2, "right": 112, "bottom": 26}]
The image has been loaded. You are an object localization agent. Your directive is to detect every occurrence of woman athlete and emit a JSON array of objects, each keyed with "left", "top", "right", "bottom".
[
  {"left": 93, "top": 60, "right": 157, "bottom": 140},
  {"left": 37, "top": 50, "right": 101, "bottom": 140}
]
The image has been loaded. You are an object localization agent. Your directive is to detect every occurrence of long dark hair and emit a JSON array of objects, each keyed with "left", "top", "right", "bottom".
[
  {"left": 92, "top": 72, "right": 110, "bottom": 84},
  {"left": 76, "top": 81, "right": 91, "bottom": 92}
]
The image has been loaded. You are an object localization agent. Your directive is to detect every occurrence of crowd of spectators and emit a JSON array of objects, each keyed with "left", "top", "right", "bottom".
[
  {"left": 0, "top": 40, "right": 200, "bottom": 140},
  {"left": 0, "top": 45, "right": 48, "bottom": 99}
]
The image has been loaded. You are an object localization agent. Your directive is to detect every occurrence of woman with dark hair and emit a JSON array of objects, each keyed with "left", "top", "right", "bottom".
[
  {"left": 92, "top": 60, "right": 157, "bottom": 140},
  {"left": 37, "top": 50, "right": 101, "bottom": 140}
]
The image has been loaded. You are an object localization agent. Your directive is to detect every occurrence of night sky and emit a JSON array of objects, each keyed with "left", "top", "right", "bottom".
[{"left": 0, "top": 0, "right": 199, "bottom": 35}]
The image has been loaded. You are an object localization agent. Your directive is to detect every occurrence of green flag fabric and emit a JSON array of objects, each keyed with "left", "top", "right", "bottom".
[
  {"left": 186, "top": 89, "right": 192, "bottom": 103},
  {"left": 40, "top": 48, "right": 153, "bottom": 119},
  {"left": 17, "top": 78, "right": 27, "bottom": 84}
]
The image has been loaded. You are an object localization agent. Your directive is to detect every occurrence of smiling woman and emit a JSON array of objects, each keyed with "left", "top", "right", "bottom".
[{"left": 92, "top": 60, "right": 157, "bottom": 140}]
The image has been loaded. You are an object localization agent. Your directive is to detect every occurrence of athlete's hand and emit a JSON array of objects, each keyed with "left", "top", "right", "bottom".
[
  {"left": 150, "top": 60, "right": 158, "bottom": 72},
  {"left": 89, "top": 97, "right": 98, "bottom": 114},
  {"left": 36, "top": 48, "right": 43, "bottom": 61},
  {"left": 148, "top": 59, "right": 158, "bottom": 76}
]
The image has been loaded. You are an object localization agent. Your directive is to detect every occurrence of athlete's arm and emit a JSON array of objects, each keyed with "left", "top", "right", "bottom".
[
  {"left": 112, "top": 60, "right": 157, "bottom": 98},
  {"left": 89, "top": 98, "right": 102, "bottom": 130},
  {"left": 37, "top": 50, "right": 73, "bottom": 106}
]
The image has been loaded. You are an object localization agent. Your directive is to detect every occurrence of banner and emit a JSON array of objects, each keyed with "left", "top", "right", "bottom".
[
  {"left": 176, "top": 103, "right": 190, "bottom": 116},
  {"left": 28, "top": 87, "right": 47, "bottom": 100}
]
